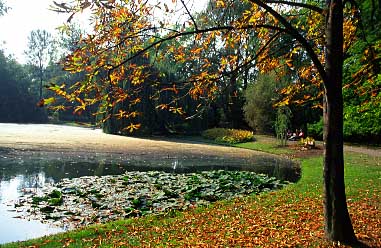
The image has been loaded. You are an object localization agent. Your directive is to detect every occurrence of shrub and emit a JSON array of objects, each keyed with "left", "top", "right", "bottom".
[
  {"left": 307, "top": 117, "right": 323, "bottom": 140},
  {"left": 299, "top": 137, "right": 316, "bottom": 149},
  {"left": 308, "top": 114, "right": 381, "bottom": 143},
  {"left": 202, "top": 128, "right": 254, "bottom": 144}
]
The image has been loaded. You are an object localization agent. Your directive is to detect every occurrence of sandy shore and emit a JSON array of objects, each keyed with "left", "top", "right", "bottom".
[{"left": 0, "top": 123, "right": 270, "bottom": 161}]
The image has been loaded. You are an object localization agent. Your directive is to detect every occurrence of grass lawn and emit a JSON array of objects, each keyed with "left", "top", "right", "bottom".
[{"left": 4, "top": 138, "right": 381, "bottom": 247}]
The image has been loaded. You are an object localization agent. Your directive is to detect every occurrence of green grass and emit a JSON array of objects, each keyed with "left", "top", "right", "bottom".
[
  {"left": 209, "top": 133, "right": 292, "bottom": 154},
  {"left": 234, "top": 141, "right": 292, "bottom": 155},
  {"left": 3, "top": 138, "right": 381, "bottom": 247},
  {"left": 175, "top": 134, "right": 292, "bottom": 154},
  {"left": 344, "top": 153, "right": 381, "bottom": 198}
]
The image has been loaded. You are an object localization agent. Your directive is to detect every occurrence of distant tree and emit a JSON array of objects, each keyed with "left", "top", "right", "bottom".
[
  {"left": 275, "top": 106, "right": 292, "bottom": 146},
  {"left": 243, "top": 72, "right": 284, "bottom": 133},
  {"left": 25, "top": 29, "right": 56, "bottom": 99},
  {"left": 58, "top": 23, "right": 86, "bottom": 55}
]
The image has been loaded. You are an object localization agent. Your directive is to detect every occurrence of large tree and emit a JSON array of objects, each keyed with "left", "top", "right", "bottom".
[{"left": 48, "top": 0, "right": 377, "bottom": 244}]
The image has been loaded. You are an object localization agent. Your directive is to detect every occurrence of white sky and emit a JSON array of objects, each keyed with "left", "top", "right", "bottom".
[
  {"left": 0, "top": 0, "right": 207, "bottom": 65},
  {"left": 0, "top": 0, "right": 85, "bottom": 64}
]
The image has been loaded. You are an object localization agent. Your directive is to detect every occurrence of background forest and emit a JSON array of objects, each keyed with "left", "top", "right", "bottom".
[{"left": 0, "top": 0, "right": 380, "bottom": 143}]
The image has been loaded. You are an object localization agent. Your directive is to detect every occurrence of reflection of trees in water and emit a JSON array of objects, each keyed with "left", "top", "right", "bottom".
[
  {"left": 0, "top": 152, "right": 301, "bottom": 183},
  {"left": 21, "top": 173, "right": 42, "bottom": 189},
  {"left": 0, "top": 156, "right": 127, "bottom": 182},
  {"left": 246, "top": 156, "right": 301, "bottom": 182},
  {"left": 94, "top": 160, "right": 105, "bottom": 176},
  {"left": 16, "top": 173, "right": 54, "bottom": 192},
  {"left": 0, "top": 161, "right": 40, "bottom": 182}
]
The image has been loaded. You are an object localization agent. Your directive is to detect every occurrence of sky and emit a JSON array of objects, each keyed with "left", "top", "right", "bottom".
[
  {"left": 0, "top": 0, "right": 83, "bottom": 64},
  {"left": 0, "top": 0, "right": 206, "bottom": 65}
]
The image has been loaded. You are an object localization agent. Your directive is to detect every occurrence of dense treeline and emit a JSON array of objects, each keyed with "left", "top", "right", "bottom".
[
  {"left": 0, "top": 50, "right": 47, "bottom": 123},
  {"left": 0, "top": 1, "right": 46, "bottom": 123},
  {"left": 98, "top": 0, "right": 379, "bottom": 142}
]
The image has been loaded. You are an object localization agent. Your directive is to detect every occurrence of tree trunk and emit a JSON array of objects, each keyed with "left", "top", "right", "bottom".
[
  {"left": 323, "top": 0, "right": 357, "bottom": 243},
  {"left": 39, "top": 62, "right": 43, "bottom": 100},
  {"left": 40, "top": 77, "right": 43, "bottom": 100}
]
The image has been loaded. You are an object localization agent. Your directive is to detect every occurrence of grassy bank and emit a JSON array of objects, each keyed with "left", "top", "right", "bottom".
[{"left": 4, "top": 138, "right": 381, "bottom": 247}]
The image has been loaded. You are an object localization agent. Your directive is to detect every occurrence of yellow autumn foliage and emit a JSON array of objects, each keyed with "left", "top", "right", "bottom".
[{"left": 202, "top": 128, "right": 254, "bottom": 144}]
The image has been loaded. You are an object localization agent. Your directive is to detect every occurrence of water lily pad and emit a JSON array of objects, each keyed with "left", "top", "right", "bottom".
[{"left": 14, "top": 170, "right": 289, "bottom": 230}]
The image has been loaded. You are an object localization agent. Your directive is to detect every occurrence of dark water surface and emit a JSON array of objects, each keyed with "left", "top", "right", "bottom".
[{"left": 0, "top": 146, "right": 300, "bottom": 244}]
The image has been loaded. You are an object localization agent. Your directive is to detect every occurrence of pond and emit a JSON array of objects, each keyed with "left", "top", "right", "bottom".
[{"left": 0, "top": 125, "right": 300, "bottom": 244}]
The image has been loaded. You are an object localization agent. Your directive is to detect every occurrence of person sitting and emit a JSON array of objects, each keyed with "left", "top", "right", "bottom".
[
  {"left": 298, "top": 129, "right": 304, "bottom": 139},
  {"left": 288, "top": 129, "right": 299, "bottom": 141},
  {"left": 288, "top": 129, "right": 304, "bottom": 141}
]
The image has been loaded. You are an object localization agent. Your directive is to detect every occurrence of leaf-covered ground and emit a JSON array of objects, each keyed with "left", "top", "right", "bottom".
[{"left": 4, "top": 146, "right": 381, "bottom": 247}]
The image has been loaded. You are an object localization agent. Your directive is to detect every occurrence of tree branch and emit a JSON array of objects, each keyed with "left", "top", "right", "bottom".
[
  {"left": 266, "top": 0, "right": 324, "bottom": 14},
  {"left": 248, "top": 0, "right": 327, "bottom": 82},
  {"left": 108, "top": 24, "right": 286, "bottom": 71},
  {"left": 227, "top": 31, "right": 282, "bottom": 77},
  {"left": 179, "top": 0, "right": 199, "bottom": 31}
]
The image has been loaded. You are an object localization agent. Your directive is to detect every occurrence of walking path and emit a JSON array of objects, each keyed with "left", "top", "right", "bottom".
[{"left": 251, "top": 135, "right": 381, "bottom": 158}]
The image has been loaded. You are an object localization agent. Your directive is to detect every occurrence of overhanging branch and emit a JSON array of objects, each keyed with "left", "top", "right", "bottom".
[
  {"left": 266, "top": 0, "right": 324, "bottom": 14},
  {"left": 109, "top": 24, "right": 286, "bottom": 71},
  {"left": 248, "top": 0, "right": 327, "bottom": 82}
]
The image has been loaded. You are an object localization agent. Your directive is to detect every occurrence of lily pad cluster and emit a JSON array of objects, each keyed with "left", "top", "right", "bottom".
[{"left": 15, "top": 170, "right": 288, "bottom": 229}]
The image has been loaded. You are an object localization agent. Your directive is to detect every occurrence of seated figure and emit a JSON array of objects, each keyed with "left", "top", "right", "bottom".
[{"left": 288, "top": 129, "right": 304, "bottom": 141}]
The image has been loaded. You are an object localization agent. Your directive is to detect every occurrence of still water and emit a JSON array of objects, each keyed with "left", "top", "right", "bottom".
[{"left": 0, "top": 141, "right": 300, "bottom": 244}]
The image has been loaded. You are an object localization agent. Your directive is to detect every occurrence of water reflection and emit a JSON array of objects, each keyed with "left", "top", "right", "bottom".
[
  {"left": 0, "top": 174, "right": 62, "bottom": 244},
  {"left": 0, "top": 149, "right": 300, "bottom": 182},
  {"left": 0, "top": 148, "right": 300, "bottom": 244}
]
